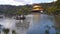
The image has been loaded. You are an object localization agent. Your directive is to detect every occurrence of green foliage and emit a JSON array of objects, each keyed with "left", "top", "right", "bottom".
[
  {"left": 46, "top": 0, "right": 60, "bottom": 15},
  {"left": 0, "top": 5, "right": 31, "bottom": 16},
  {"left": 46, "top": 6, "right": 58, "bottom": 14},
  {"left": 56, "top": 31, "right": 59, "bottom": 34},
  {"left": 45, "top": 30, "right": 49, "bottom": 34},
  {"left": 16, "top": 6, "right": 31, "bottom": 15},
  {"left": 12, "top": 30, "right": 17, "bottom": 34},
  {"left": 3, "top": 29, "right": 9, "bottom": 34}
]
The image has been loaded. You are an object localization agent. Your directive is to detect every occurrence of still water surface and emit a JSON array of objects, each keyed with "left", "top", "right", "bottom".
[
  {"left": 27, "top": 14, "right": 56, "bottom": 34},
  {"left": 0, "top": 14, "right": 60, "bottom": 34}
]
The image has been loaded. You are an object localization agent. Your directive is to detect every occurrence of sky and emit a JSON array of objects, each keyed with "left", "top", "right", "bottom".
[{"left": 0, "top": 0, "right": 57, "bottom": 6}]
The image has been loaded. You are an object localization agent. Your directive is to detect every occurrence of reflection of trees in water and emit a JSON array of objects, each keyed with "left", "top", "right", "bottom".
[
  {"left": 15, "top": 20, "right": 30, "bottom": 29},
  {"left": 54, "top": 15, "right": 60, "bottom": 34},
  {"left": 15, "top": 20, "right": 30, "bottom": 34},
  {"left": 54, "top": 15, "right": 60, "bottom": 29}
]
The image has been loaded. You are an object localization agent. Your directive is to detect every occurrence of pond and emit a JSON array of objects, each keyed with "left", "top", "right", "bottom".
[
  {"left": 27, "top": 14, "right": 60, "bottom": 34},
  {"left": 0, "top": 14, "right": 60, "bottom": 34}
]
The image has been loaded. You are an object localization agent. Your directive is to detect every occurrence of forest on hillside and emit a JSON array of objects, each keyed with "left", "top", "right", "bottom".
[
  {"left": 0, "top": 3, "right": 52, "bottom": 15},
  {"left": 0, "top": 0, "right": 60, "bottom": 16}
]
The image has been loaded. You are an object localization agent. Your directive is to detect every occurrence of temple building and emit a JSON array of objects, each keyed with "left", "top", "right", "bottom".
[{"left": 31, "top": 4, "right": 44, "bottom": 13}]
